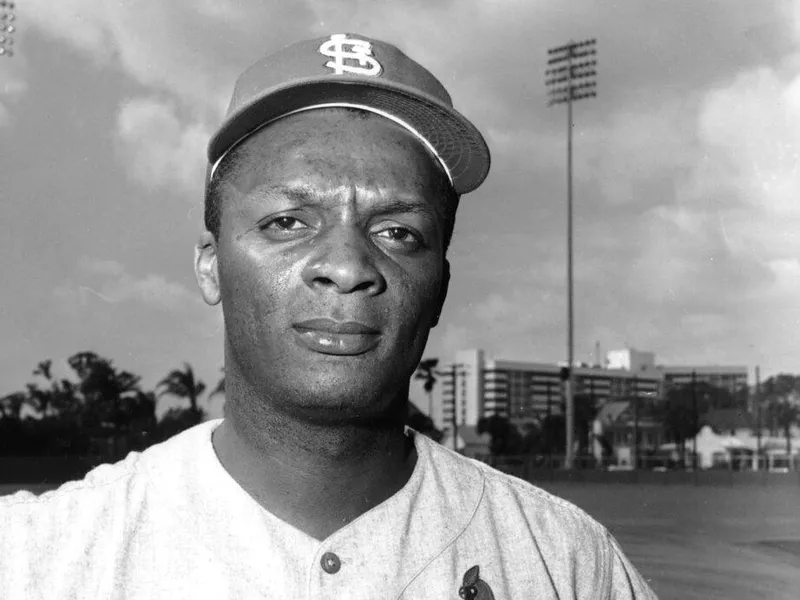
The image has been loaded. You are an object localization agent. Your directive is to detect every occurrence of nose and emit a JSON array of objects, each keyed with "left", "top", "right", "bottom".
[{"left": 301, "top": 225, "right": 386, "bottom": 295}]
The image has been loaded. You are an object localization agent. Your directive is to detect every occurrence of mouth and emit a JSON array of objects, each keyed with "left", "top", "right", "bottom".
[{"left": 292, "top": 318, "right": 381, "bottom": 356}]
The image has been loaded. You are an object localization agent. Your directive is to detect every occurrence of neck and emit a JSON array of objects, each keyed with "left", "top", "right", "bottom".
[{"left": 212, "top": 374, "right": 417, "bottom": 541}]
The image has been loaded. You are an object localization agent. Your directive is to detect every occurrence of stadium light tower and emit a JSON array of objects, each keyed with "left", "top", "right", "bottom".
[
  {"left": 545, "top": 39, "right": 597, "bottom": 470},
  {"left": 0, "top": 1, "right": 16, "bottom": 58}
]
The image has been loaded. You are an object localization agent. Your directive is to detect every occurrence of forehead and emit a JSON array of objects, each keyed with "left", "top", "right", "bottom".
[{"left": 221, "top": 109, "right": 450, "bottom": 201}]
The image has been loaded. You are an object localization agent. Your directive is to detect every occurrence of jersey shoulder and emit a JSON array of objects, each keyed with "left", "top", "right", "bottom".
[{"left": 419, "top": 434, "right": 611, "bottom": 540}]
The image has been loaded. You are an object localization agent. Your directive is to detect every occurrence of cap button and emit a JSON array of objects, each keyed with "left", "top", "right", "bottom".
[{"left": 320, "top": 551, "right": 341, "bottom": 574}]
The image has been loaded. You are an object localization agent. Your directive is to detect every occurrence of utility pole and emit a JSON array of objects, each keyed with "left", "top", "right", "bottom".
[
  {"left": 451, "top": 363, "right": 459, "bottom": 452},
  {"left": 0, "top": 1, "right": 16, "bottom": 58},
  {"left": 755, "top": 366, "right": 761, "bottom": 472},
  {"left": 691, "top": 370, "right": 698, "bottom": 471},
  {"left": 632, "top": 375, "right": 639, "bottom": 470},
  {"left": 546, "top": 39, "right": 597, "bottom": 469}
]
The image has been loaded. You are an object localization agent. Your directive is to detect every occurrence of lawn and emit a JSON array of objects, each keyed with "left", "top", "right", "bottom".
[
  {"left": 3, "top": 480, "right": 799, "bottom": 599},
  {"left": 536, "top": 481, "right": 800, "bottom": 600}
]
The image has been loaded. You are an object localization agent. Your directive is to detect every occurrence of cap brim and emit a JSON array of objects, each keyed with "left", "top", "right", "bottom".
[{"left": 207, "top": 77, "right": 491, "bottom": 195}]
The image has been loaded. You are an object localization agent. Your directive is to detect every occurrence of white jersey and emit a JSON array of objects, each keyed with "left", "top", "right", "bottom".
[{"left": 0, "top": 419, "right": 657, "bottom": 599}]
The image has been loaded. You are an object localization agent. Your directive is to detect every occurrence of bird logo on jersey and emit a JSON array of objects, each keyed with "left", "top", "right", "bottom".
[{"left": 458, "top": 565, "right": 496, "bottom": 600}]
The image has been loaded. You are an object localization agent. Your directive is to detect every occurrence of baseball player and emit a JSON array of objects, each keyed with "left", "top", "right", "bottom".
[{"left": 0, "top": 33, "right": 658, "bottom": 599}]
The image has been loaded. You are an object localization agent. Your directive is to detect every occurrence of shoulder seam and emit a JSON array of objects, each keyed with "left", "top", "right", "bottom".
[{"left": 472, "top": 463, "right": 609, "bottom": 535}]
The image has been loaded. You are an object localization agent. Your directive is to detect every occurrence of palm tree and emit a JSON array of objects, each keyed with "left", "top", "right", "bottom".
[
  {"left": 25, "top": 383, "right": 52, "bottom": 418},
  {"left": 208, "top": 368, "right": 226, "bottom": 417},
  {"left": 28, "top": 360, "right": 55, "bottom": 417},
  {"left": 414, "top": 358, "right": 439, "bottom": 418},
  {"left": 157, "top": 363, "right": 207, "bottom": 417},
  {"left": 762, "top": 375, "right": 800, "bottom": 466},
  {"left": 768, "top": 399, "right": 800, "bottom": 465},
  {"left": 0, "top": 392, "right": 27, "bottom": 420},
  {"left": 32, "top": 360, "right": 53, "bottom": 382}
]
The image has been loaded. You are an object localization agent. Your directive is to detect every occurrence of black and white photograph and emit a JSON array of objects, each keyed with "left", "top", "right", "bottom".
[{"left": 1, "top": 1, "right": 799, "bottom": 598}]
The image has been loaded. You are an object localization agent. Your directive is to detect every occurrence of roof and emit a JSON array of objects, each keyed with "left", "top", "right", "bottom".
[
  {"left": 659, "top": 365, "right": 747, "bottom": 375},
  {"left": 701, "top": 409, "right": 754, "bottom": 433}
]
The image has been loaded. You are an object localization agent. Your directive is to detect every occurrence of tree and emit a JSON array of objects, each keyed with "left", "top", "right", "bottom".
[
  {"left": 0, "top": 392, "right": 27, "bottom": 420},
  {"left": 1, "top": 352, "right": 161, "bottom": 459},
  {"left": 68, "top": 351, "right": 142, "bottom": 430},
  {"left": 767, "top": 400, "right": 800, "bottom": 461},
  {"left": 208, "top": 368, "right": 226, "bottom": 417},
  {"left": 125, "top": 391, "right": 158, "bottom": 451},
  {"left": 414, "top": 358, "right": 439, "bottom": 417},
  {"left": 62, "top": 351, "right": 146, "bottom": 458},
  {"left": 762, "top": 374, "right": 800, "bottom": 461},
  {"left": 157, "top": 363, "right": 207, "bottom": 421},
  {"left": 406, "top": 401, "right": 443, "bottom": 443},
  {"left": 210, "top": 368, "right": 225, "bottom": 398},
  {"left": 659, "top": 385, "right": 703, "bottom": 469},
  {"left": 24, "top": 383, "right": 52, "bottom": 418},
  {"left": 573, "top": 393, "right": 600, "bottom": 458},
  {"left": 477, "top": 415, "right": 523, "bottom": 456},
  {"left": 537, "top": 414, "right": 566, "bottom": 456}
]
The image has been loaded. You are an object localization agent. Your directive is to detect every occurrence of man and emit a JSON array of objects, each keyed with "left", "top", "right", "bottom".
[{"left": 0, "top": 34, "right": 657, "bottom": 598}]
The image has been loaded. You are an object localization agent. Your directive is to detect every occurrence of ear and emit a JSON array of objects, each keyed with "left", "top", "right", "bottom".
[
  {"left": 431, "top": 259, "right": 450, "bottom": 328},
  {"left": 195, "top": 231, "right": 221, "bottom": 306}
]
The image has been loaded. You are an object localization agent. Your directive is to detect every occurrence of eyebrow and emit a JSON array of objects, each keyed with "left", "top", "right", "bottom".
[{"left": 253, "top": 185, "right": 441, "bottom": 219}]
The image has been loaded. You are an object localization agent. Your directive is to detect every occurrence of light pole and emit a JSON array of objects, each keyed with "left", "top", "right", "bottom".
[
  {"left": 546, "top": 39, "right": 597, "bottom": 469},
  {"left": 0, "top": 1, "right": 15, "bottom": 58}
]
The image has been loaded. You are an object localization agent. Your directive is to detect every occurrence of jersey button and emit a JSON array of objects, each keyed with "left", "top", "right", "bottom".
[{"left": 320, "top": 551, "right": 341, "bottom": 574}]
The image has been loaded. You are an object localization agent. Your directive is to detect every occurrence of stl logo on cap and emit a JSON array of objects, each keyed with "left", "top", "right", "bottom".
[{"left": 319, "top": 33, "right": 382, "bottom": 76}]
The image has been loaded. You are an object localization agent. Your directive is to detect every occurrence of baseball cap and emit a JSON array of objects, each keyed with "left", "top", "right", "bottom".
[{"left": 207, "top": 33, "right": 491, "bottom": 195}]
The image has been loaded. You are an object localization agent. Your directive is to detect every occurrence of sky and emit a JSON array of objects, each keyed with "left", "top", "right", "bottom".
[{"left": 1, "top": 0, "right": 799, "bottom": 417}]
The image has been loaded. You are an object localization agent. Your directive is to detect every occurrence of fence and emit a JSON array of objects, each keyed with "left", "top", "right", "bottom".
[
  {"left": 472, "top": 454, "right": 800, "bottom": 487},
  {"left": 3, "top": 453, "right": 799, "bottom": 488}
]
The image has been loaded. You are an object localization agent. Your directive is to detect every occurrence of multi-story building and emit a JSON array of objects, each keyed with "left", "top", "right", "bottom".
[
  {"left": 659, "top": 366, "right": 748, "bottom": 396},
  {"left": 438, "top": 348, "right": 662, "bottom": 431},
  {"left": 435, "top": 348, "right": 748, "bottom": 433}
]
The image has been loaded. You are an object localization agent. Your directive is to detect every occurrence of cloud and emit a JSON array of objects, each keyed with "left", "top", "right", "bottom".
[
  {"left": 55, "top": 257, "right": 205, "bottom": 314},
  {"left": 24, "top": 0, "right": 795, "bottom": 204},
  {"left": 114, "top": 96, "right": 210, "bottom": 198},
  {"left": 17, "top": 0, "right": 800, "bottom": 377},
  {"left": 426, "top": 3, "right": 800, "bottom": 375},
  {"left": 21, "top": 0, "right": 314, "bottom": 114}
]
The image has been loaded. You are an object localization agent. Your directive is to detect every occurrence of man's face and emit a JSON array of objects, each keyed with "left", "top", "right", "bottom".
[{"left": 197, "top": 109, "right": 450, "bottom": 424}]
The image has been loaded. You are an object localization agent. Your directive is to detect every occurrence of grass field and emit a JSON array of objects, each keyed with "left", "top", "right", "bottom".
[
  {"left": 3, "top": 481, "right": 799, "bottom": 599},
  {"left": 536, "top": 481, "right": 800, "bottom": 600}
]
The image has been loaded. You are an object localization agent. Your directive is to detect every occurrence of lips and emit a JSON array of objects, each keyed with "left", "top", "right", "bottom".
[{"left": 292, "top": 318, "right": 381, "bottom": 356}]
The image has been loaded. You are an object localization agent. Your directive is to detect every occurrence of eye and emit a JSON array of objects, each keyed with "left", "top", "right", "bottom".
[
  {"left": 265, "top": 216, "right": 306, "bottom": 231},
  {"left": 258, "top": 215, "right": 311, "bottom": 240},
  {"left": 374, "top": 226, "right": 423, "bottom": 249}
]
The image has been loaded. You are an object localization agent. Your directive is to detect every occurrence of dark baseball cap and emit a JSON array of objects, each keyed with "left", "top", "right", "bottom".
[{"left": 207, "top": 33, "right": 491, "bottom": 194}]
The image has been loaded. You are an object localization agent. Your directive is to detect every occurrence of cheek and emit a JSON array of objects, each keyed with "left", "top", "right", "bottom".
[
  {"left": 394, "top": 267, "right": 442, "bottom": 333},
  {"left": 218, "top": 245, "right": 292, "bottom": 339}
]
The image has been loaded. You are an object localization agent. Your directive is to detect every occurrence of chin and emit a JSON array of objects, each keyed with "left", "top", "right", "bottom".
[{"left": 275, "top": 378, "right": 407, "bottom": 427}]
